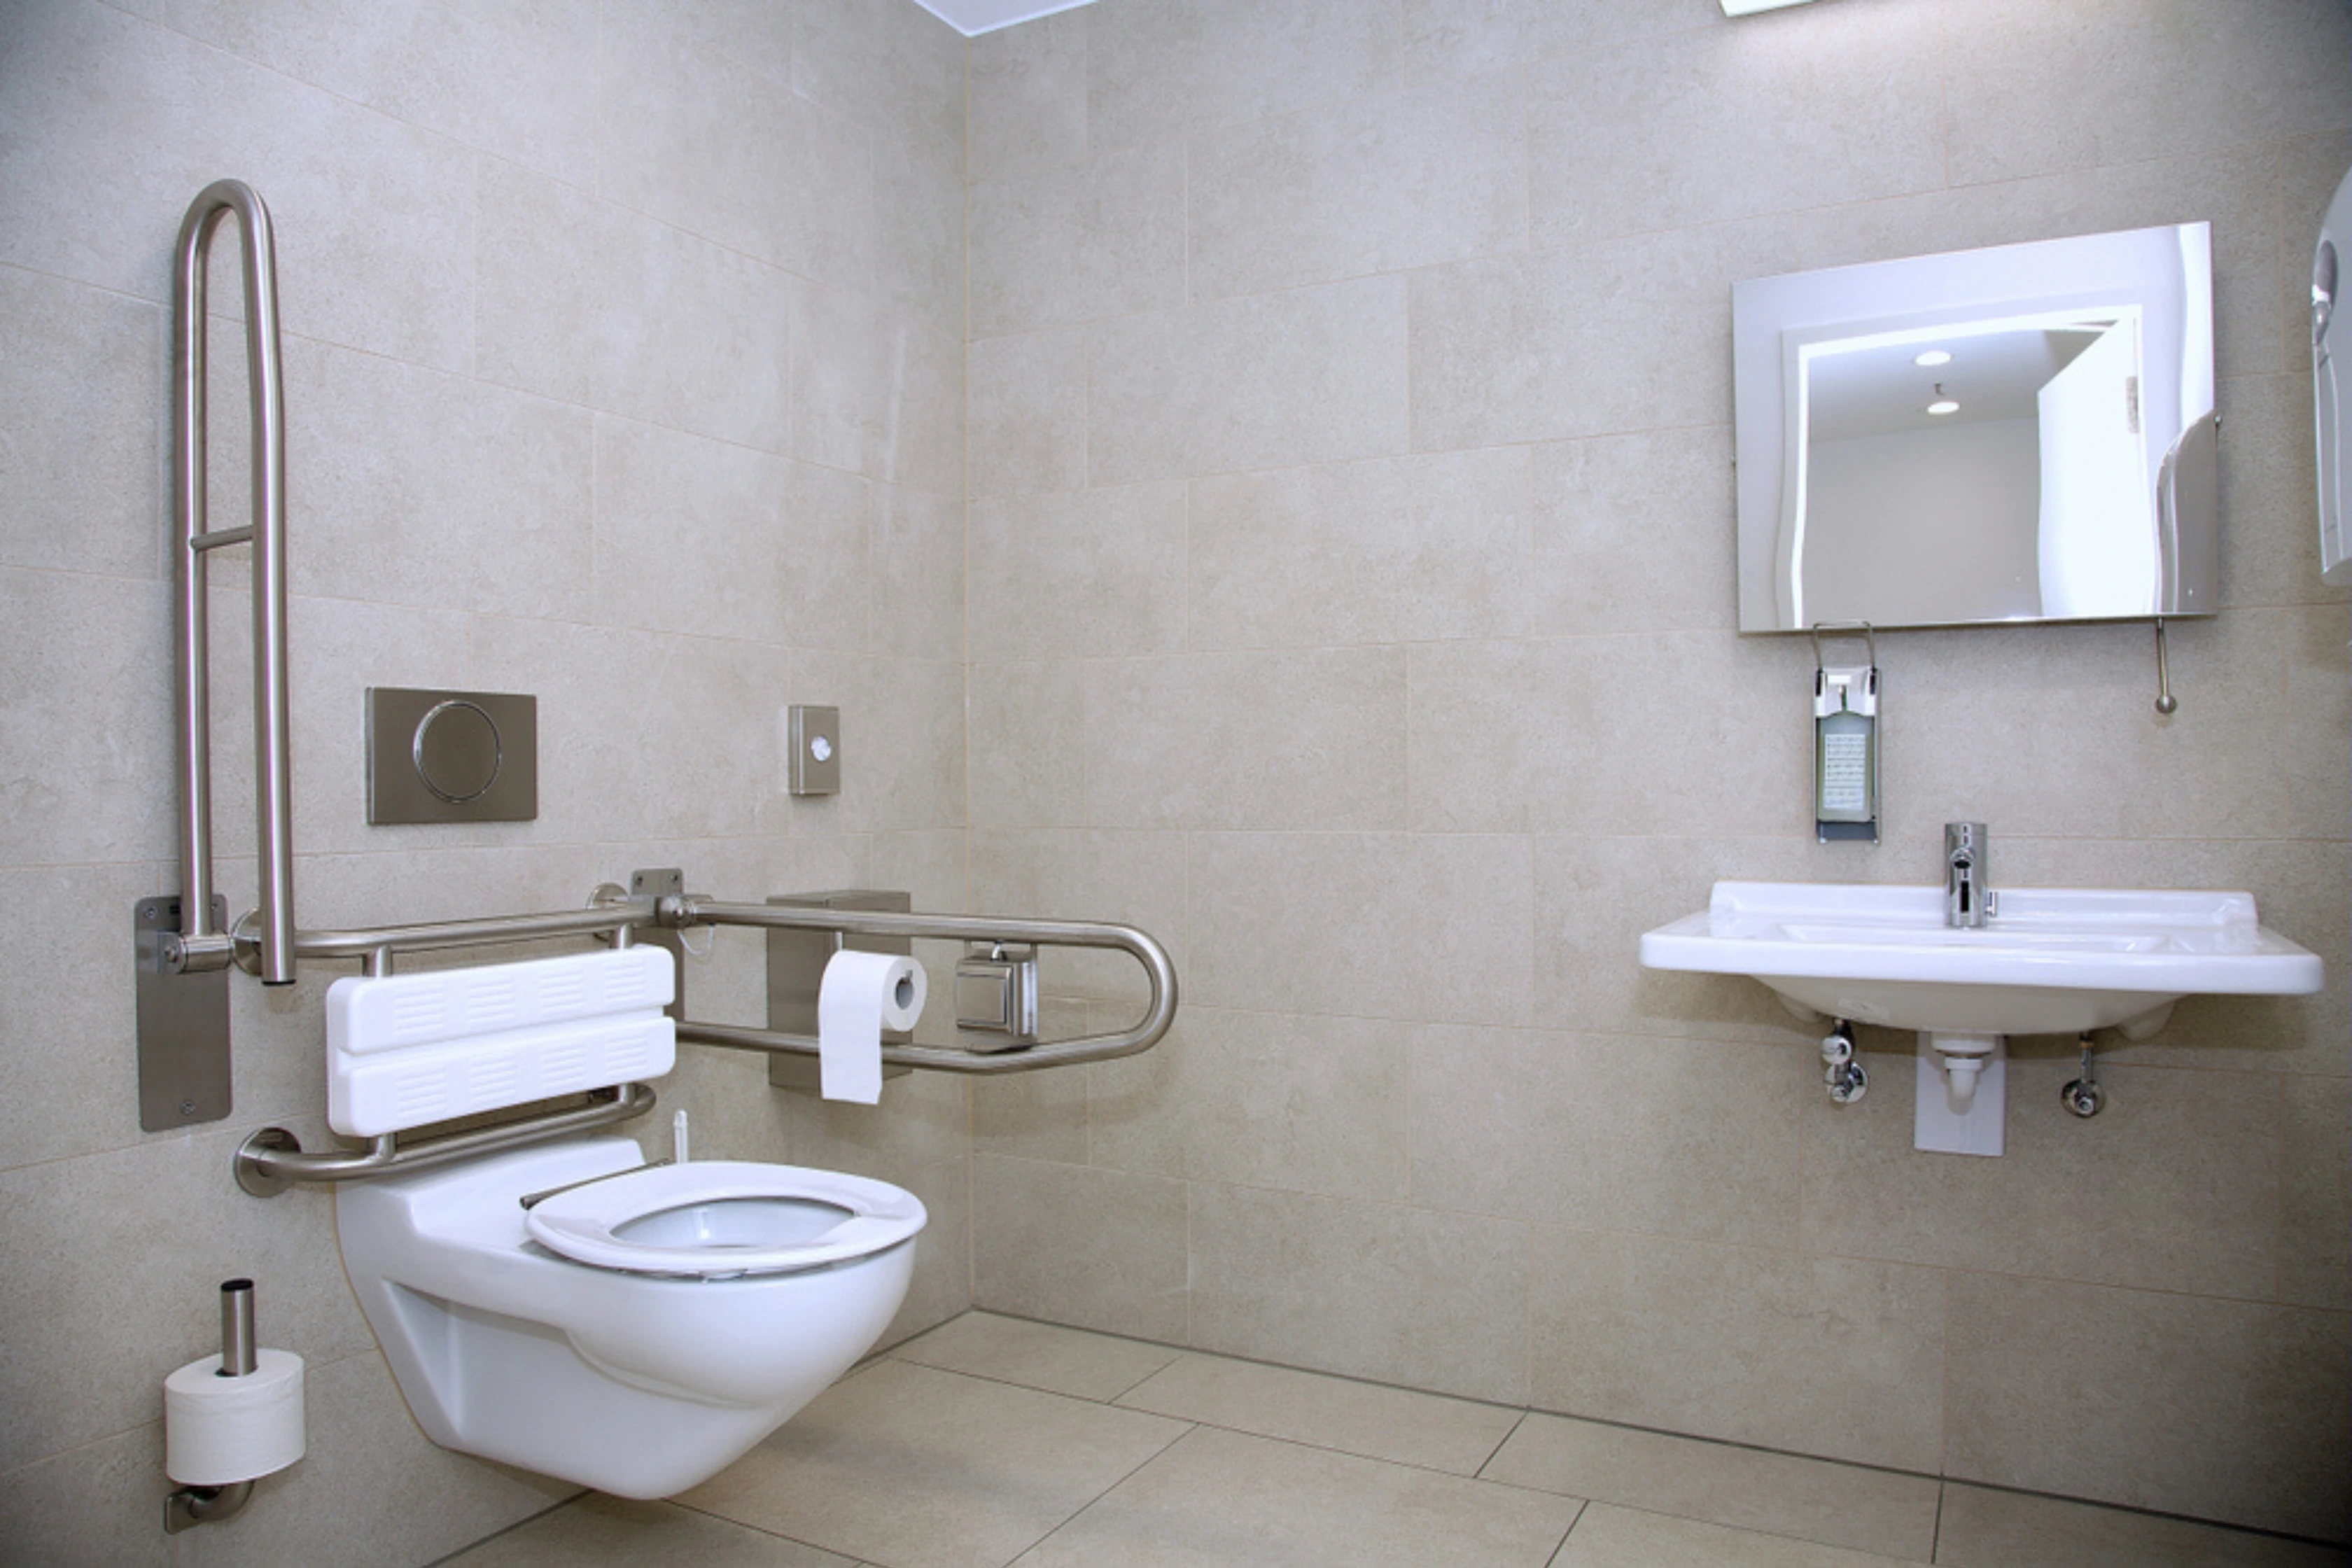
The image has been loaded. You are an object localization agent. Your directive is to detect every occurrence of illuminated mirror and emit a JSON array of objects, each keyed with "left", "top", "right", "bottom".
[{"left": 1734, "top": 224, "right": 2216, "bottom": 632}]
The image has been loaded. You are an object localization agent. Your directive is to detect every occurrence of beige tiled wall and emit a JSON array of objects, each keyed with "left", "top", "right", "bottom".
[
  {"left": 965, "top": 0, "right": 2352, "bottom": 1543},
  {"left": 0, "top": 1, "right": 967, "bottom": 1561}
]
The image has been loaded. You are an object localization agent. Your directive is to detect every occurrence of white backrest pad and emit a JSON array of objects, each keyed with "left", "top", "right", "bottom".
[{"left": 327, "top": 948, "right": 678, "bottom": 1138}]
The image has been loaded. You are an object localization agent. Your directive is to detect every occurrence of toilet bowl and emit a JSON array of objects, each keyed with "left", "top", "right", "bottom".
[{"left": 336, "top": 1136, "right": 925, "bottom": 1499}]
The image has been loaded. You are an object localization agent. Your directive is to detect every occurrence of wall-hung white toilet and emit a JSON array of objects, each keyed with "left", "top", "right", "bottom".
[{"left": 337, "top": 1135, "right": 925, "bottom": 1499}]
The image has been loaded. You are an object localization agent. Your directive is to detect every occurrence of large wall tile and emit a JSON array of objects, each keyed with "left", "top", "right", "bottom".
[
  {"left": 2281, "top": 1073, "right": 2351, "bottom": 1310},
  {"left": 1528, "top": 2, "right": 1945, "bottom": 248},
  {"left": 969, "top": 663, "right": 1093, "bottom": 830},
  {"left": 1529, "top": 1226, "right": 1947, "bottom": 1474},
  {"left": 792, "top": 0, "right": 966, "bottom": 174},
  {"left": 0, "top": 1420, "right": 171, "bottom": 1568},
  {"left": 289, "top": 337, "right": 594, "bottom": 620},
  {"left": 969, "top": 8, "right": 1088, "bottom": 181},
  {"left": 0, "top": 568, "right": 174, "bottom": 867},
  {"left": 1189, "top": 449, "right": 1532, "bottom": 650},
  {"left": 871, "top": 484, "right": 966, "bottom": 664},
  {"left": 872, "top": 133, "right": 968, "bottom": 337},
  {"left": 1401, "top": 0, "right": 1722, "bottom": 80},
  {"left": 1091, "top": 276, "right": 1410, "bottom": 483},
  {"left": 0, "top": 1, "right": 477, "bottom": 370},
  {"left": 1410, "top": 226, "right": 1796, "bottom": 451},
  {"left": 1189, "top": 1182, "right": 1530, "bottom": 1405},
  {"left": 1529, "top": 427, "right": 1737, "bottom": 636},
  {"left": 1802, "top": 1054, "right": 2283, "bottom": 1300},
  {"left": 1189, "top": 74, "right": 1528, "bottom": 301},
  {"left": 1945, "top": 1270, "right": 2350, "bottom": 1539},
  {"left": 972, "top": 1155, "right": 1190, "bottom": 1343},
  {"left": 596, "top": 418, "right": 855, "bottom": 647},
  {"left": 969, "top": 483, "right": 1187, "bottom": 661},
  {"left": 969, "top": 144, "right": 1186, "bottom": 337},
  {"left": 2218, "top": 374, "right": 2341, "bottom": 610},
  {"left": 1091, "top": 1007, "right": 1413, "bottom": 1200},
  {"left": 1410, "top": 631, "right": 1812, "bottom": 837},
  {"left": 2284, "top": 603, "right": 2352, "bottom": 844},
  {"left": 596, "top": 0, "right": 872, "bottom": 288},
  {"left": 1188, "top": 832, "right": 1532, "bottom": 1026},
  {"left": 790, "top": 281, "right": 965, "bottom": 496},
  {"left": 1939, "top": 0, "right": 2350, "bottom": 188},
  {"left": 476, "top": 160, "right": 794, "bottom": 451},
  {"left": 1408, "top": 1027, "right": 1803, "bottom": 1248},
  {"left": 1085, "top": 0, "right": 1404, "bottom": 154},
  {"left": 0, "top": 264, "right": 164, "bottom": 580},
  {"left": 969, "top": 328, "right": 1090, "bottom": 498},
  {"left": 1082, "top": 648, "right": 1408, "bottom": 830},
  {"left": 0, "top": 861, "right": 173, "bottom": 1170},
  {"left": 169, "top": 0, "right": 601, "bottom": 187}
]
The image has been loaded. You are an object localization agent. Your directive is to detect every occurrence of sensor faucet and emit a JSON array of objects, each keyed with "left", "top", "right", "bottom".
[{"left": 1945, "top": 822, "right": 1993, "bottom": 927}]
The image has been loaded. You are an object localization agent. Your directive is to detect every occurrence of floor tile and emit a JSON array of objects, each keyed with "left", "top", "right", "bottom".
[
  {"left": 438, "top": 1495, "right": 854, "bottom": 1567},
  {"left": 892, "top": 1310, "right": 1182, "bottom": 1401},
  {"left": 1484, "top": 1412, "right": 1938, "bottom": 1560},
  {"left": 678, "top": 1359, "right": 1189, "bottom": 1568},
  {"left": 1116, "top": 1350, "right": 1523, "bottom": 1476},
  {"left": 1548, "top": 1502, "right": 1919, "bottom": 1567},
  {"left": 1933, "top": 1483, "right": 2352, "bottom": 1567},
  {"left": 1011, "top": 1424, "right": 1581, "bottom": 1567}
]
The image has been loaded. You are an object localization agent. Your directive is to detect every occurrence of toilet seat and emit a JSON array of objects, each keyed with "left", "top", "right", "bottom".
[{"left": 524, "top": 1160, "right": 925, "bottom": 1279}]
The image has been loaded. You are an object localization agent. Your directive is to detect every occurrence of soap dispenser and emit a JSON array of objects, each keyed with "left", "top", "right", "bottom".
[{"left": 1812, "top": 624, "right": 1879, "bottom": 844}]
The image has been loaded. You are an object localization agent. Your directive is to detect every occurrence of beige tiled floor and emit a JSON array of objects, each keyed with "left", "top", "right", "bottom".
[{"left": 441, "top": 1312, "right": 2351, "bottom": 1568}]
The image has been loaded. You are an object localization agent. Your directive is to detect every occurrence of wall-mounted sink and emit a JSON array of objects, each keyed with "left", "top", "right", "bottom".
[
  {"left": 1640, "top": 881, "right": 2323, "bottom": 1156},
  {"left": 1642, "top": 881, "right": 2322, "bottom": 1039}
]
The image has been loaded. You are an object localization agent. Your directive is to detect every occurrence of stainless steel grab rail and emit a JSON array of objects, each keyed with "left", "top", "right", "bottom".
[
  {"left": 671, "top": 897, "right": 1178, "bottom": 1074},
  {"left": 173, "top": 180, "right": 295, "bottom": 985},
  {"left": 235, "top": 1084, "right": 659, "bottom": 1198},
  {"left": 229, "top": 885, "right": 1177, "bottom": 1192}
]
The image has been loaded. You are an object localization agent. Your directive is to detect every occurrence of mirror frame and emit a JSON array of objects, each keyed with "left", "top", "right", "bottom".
[{"left": 1732, "top": 223, "right": 2217, "bottom": 634}]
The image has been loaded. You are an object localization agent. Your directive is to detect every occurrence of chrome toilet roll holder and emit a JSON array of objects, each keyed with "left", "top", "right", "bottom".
[{"left": 165, "top": 1280, "right": 262, "bottom": 1534}]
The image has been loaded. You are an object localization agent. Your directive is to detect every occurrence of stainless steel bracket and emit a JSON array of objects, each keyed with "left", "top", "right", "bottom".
[
  {"left": 136, "top": 895, "right": 232, "bottom": 1130},
  {"left": 630, "top": 867, "right": 687, "bottom": 1022}
]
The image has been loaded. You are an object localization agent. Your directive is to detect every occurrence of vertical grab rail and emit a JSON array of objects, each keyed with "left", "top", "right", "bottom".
[{"left": 172, "top": 180, "right": 295, "bottom": 984}]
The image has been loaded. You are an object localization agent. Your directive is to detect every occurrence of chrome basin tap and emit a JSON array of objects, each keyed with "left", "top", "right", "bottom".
[{"left": 1945, "top": 822, "right": 1993, "bottom": 927}]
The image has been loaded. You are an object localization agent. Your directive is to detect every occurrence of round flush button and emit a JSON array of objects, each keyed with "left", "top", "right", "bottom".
[{"left": 413, "top": 699, "right": 502, "bottom": 803}]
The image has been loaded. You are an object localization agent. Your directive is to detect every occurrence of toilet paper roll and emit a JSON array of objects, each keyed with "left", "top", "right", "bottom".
[
  {"left": 818, "top": 949, "right": 925, "bottom": 1105},
  {"left": 164, "top": 1349, "right": 306, "bottom": 1487}
]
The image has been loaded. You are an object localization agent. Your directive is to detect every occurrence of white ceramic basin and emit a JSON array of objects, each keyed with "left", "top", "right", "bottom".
[{"left": 1640, "top": 881, "right": 2323, "bottom": 1039}]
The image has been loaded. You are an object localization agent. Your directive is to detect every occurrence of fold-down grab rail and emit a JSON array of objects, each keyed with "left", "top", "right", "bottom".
[
  {"left": 231, "top": 891, "right": 1178, "bottom": 1194},
  {"left": 668, "top": 898, "right": 1179, "bottom": 1075}
]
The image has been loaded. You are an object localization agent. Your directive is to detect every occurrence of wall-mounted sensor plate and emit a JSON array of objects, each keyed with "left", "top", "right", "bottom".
[
  {"left": 790, "top": 704, "right": 840, "bottom": 795},
  {"left": 368, "top": 687, "right": 538, "bottom": 824}
]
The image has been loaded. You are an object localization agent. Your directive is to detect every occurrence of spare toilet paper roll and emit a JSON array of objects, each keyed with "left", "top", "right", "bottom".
[
  {"left": 818, "top": 948, "right": 925, "bottom": 1104},
  {"left": 164, "top": 1348, "right": 306, "bottom": 1487}
]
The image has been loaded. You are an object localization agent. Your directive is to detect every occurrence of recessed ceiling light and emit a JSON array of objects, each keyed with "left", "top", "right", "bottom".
[
  {"left": 1914, "top": 349, "right": 1952, "bottom": 368},
  {"left": 1721, "top": 0, "right": 1819, "bottom": 13},
  {"left": 1927, "top": 400, "right": 1960, "bottom": 416}
]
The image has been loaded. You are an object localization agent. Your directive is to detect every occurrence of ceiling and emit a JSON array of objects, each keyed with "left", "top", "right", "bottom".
[{"left": 908, "top": 0, "right": 1098, "bottom": 36}]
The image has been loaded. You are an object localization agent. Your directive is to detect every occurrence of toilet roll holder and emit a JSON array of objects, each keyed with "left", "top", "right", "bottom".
[{"left": 164, "top": 1280, "right": 264, "bottom": 1534}]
